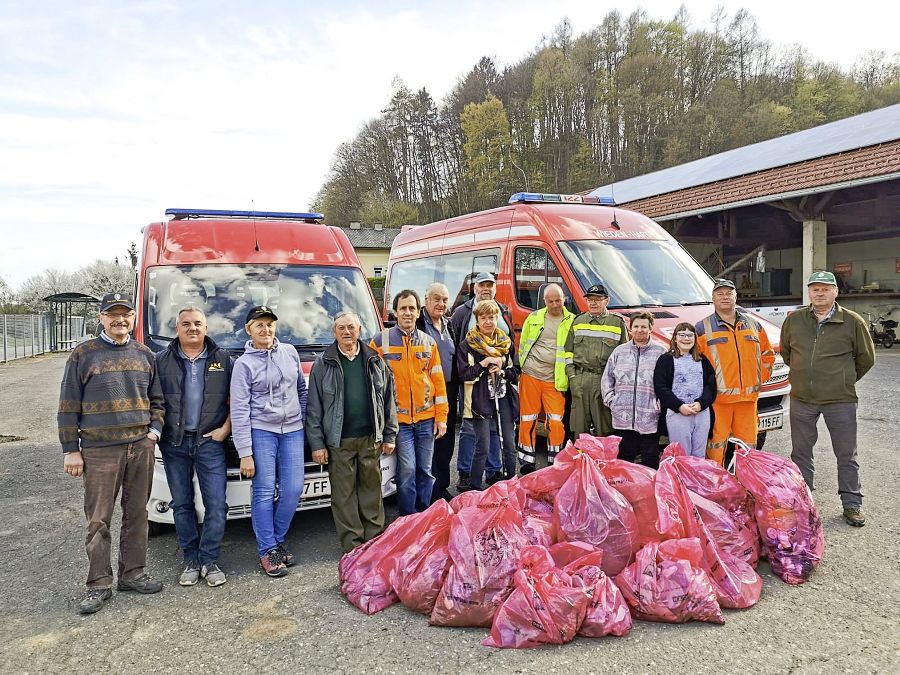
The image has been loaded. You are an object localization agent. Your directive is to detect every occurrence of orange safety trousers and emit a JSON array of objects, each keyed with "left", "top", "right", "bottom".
[
  {"left": 707, "top": 399, "right": 758, "bottom": 465},
  {"left": 518, "top": 373, "right": 566, "bottom": 465}
]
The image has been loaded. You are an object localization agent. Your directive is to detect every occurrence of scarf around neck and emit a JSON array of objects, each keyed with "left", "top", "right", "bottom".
[{"left": 465, "top": 326, "right": 511, "bottom": 358}]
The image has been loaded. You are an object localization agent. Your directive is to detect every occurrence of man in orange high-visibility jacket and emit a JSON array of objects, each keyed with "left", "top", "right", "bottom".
[
  {"left": 696, "top": 279, "right": 775, "bottom": 465},
  {"left": 371, "top": 289, "right": 448, "bottom": 515}
]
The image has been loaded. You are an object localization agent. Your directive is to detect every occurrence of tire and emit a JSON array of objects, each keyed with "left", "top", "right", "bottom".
[
  {"left": 148, "top": 520, "right": 169, "bottom": 538},
  {"left": 756, "top": 431, "right": 767, "bottom": 450},
  {"left": 882, "top": 335, "right": 894, "bottom": 349}
]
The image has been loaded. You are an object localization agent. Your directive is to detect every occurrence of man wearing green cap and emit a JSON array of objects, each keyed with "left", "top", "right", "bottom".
[{"left": 780, "top": 271, "right": 875, "bottom": 526}]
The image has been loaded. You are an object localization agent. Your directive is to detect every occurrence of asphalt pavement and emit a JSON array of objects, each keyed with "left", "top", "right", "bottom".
[{"left": 0, "top": 351, "right": 898, "bottom": 674}]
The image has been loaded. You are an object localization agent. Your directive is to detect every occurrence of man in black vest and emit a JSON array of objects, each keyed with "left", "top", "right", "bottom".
[{"left": 156, "top": 307, "right": 233, "bottom": 587}]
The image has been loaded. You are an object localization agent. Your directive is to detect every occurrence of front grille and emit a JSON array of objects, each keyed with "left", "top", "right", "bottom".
[{"left": 758, "top": 395, "right": 784, "bottom": 412}]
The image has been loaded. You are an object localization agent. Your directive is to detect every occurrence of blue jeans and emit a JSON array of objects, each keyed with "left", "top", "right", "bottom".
[
  {"left": 471, "top": 395, "right": 518, "bottom": 489},
  {"left": 456, "top": 418, "right": 501, "bottom": 475},
  {"left": 250, "top": 428, "right": 305, "bottom": 557},
  {"left": 160, "top": 433, "right": 227, "bottom": 565},
  {"left": 396, "top": 420, "right": 435, "bottom": 515}
]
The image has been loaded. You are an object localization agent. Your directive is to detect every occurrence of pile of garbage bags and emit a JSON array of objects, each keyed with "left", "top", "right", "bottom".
[{"left": 339, "top": 435, "right": 824, "bottom": 649}]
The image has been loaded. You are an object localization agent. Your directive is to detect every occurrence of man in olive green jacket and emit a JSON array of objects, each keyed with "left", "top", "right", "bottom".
[{"left": 780, "top": 271, "right": 875, "bottom": 527}]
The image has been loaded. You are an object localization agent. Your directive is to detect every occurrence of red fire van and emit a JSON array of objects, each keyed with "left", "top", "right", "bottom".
[
  {"left": 384, "top": 193, "right": 790, "bottom": 443},
  {"left": 135, "top": 208, "right": 395, "bottom": 530}
]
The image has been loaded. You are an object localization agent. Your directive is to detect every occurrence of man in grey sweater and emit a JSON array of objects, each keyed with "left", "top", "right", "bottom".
[{"left": 59, "top": 292, "right": 165, "bottom": 615}]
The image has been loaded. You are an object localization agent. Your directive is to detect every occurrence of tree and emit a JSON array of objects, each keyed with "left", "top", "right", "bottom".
[
  {"left": 76, "top": 259, "right": 134, "bottom": 300},
  {"left": 460, "top": 96, "right": 517, "bottom": 210}
]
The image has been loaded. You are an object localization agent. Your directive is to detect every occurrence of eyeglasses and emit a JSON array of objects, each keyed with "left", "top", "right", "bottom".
[
  {"left": 675, "top": 331, "right": 695, "bottom": 339},
  {"left": 102, "top": 312, "right": 135, "bottom": 319}
]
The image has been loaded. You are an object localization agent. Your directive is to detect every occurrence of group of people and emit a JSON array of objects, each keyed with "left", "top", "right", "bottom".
[{"left": 59, "top": 267, "right": 875, "bottom": 616}]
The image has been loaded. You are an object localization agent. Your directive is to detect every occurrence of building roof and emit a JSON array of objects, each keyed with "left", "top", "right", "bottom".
[
  {"left": 337, "top": 226, "right": 403, "bottom": 249},
  {"left": 589, "top": 103, "right": 900, "bottom": 206}
]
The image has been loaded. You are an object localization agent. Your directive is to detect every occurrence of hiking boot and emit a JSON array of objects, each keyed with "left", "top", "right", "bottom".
[
  {"left": 274, "top": 543, "right": 296, "bottom": 567},
  {"left": 78, "top": 588, "right": 112, "bottom": 615},
  {"left": 519, "top": 463, "right": 536, "bottom": 476},
  {"left": 485, "top": 472, "right": 503, "bottom": 486},
  {"left": 117, "top": 573, "right": 163, "bottom": 594},
  {"left": 455, "top": 472, "right": 469, "bottom": 490},
  {"left": 259, "top": 549, "right": 288, "bottom": 578},
  {"left": 842, "top": 507, "right": 866, "bottom": 527},
  {"left": 455, "top": 481, "right": 476, "bottom": 493},
  {"left": 201, "top": 563, "right": 227, "bottom": 587},
  {"left": 179, "top": 560, "right": 200, "bottom": 586}
]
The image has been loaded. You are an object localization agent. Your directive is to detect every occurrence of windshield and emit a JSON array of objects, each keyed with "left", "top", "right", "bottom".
[
  {"left": 558, "top": 239, "right": 714, "bottom": 308},
  {"left": 144, "top": 264, "right": 381, "bottom": 351}
]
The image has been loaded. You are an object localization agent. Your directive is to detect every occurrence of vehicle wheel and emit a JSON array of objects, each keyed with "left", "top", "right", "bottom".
[
  {"left": 882, "top": 335, "right": 894, "bottom": 349},
  {"left": 756, "top": 431, "right": 767, "bottom": 450}
]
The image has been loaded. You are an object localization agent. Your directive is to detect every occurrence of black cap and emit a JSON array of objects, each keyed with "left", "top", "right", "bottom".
[
  {"left": 584, "top": 284, "right": 609, "bottom": 298},
  {"left": 100, "top": 292, "right": 135, "bottom": 312},
  {"left": 245, "top": 305, "right": 278, "bottom": 324},
  {"left": 712, "top": 278, "right": 736, "bottom": 291}
]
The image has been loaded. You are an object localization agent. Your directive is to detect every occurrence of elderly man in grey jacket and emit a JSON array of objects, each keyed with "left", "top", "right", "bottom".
[{"left": 306, "top": 311, "right": 398, "bottom": 552}]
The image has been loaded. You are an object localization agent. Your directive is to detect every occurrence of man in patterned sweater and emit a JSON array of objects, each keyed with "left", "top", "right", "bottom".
[{"left": 58, "top": 292, "right": 166, "bottom": 615}]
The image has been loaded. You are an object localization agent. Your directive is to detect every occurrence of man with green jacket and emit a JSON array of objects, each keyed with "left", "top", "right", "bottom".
[
  {"left": 518, "top": 284, "right": 574, "bottom": 471},
  {"left": 564, "top": 284, "right": 628, "bottom": 438},
  {"left": 780, "top": 271, "right": 875, "bottom": 527},
  {"left": 306, "top": 311, "right": 398, "bottom": 552}
]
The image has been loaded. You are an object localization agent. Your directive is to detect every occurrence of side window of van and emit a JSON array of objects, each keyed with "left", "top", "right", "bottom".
[
  {"left": 387, "top": 258, "right": 440, "bottom": 309},
  {"left": 514, "top": 247, "right": 567, "bottom": 309},
  {"left": 444, "top": 250, "right": 499, "bottom": 312}
]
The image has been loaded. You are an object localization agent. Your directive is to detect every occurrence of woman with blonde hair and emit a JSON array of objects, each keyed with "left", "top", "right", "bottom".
[
  {"left": 456, "top": 299, "right": 519, "bottom": 491},
  {"left": 653, "top": 322, "right": 716, "bottom": 457}
]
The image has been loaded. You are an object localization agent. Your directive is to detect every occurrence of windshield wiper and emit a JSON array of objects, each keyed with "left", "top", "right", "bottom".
[
  {"left": 679, "top": 301, "right": 712, "bottom": 306},
  {"left": 147, "top": 334, "right": 175, "bottom": 342}
]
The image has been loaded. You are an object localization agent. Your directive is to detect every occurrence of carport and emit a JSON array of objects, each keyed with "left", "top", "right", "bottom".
[{"left": 590, "top": 104, "right": 900, "bottom": 319}]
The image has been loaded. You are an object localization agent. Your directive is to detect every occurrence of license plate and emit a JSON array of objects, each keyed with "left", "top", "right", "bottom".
[
  {"left": 758, "top": 413, "right": 783, "bottom": 432},
  {"left": 303, "top": 476, "right": 331, "bottom": 498}
]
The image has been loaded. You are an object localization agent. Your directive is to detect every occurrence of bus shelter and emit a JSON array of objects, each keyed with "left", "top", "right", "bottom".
[{"left": 43, "top": 292, "right": 101, "bottom": 351}]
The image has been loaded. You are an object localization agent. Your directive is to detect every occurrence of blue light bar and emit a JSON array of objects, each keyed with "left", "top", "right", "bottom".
[
  {"left": 508, "top": 192, "right": 615, "bottom": 206},
  {"left": 165, "top": 208, "right": 325, "bottom": 221}
]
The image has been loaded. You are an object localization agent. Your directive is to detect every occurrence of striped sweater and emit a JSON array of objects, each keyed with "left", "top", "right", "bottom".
[{"left": 57, "top": 337, "right": 165, "bottom": 453}]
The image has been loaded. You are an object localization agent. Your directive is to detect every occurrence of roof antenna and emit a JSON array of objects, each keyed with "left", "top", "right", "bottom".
[
  {"left": 251, "top": 199, "right": 260, "bottom": 251},
  {"left": 610, "top": 181, "right": 620, "bottom": 230}
]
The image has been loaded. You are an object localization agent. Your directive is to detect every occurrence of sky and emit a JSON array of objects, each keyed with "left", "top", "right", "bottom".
[{"left": 1, "top": 0, "right": 897, "bottom": 291}]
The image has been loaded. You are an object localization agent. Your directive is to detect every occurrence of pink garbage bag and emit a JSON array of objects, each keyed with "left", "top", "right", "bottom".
[
  {"left": 563, "top": 550, "right": 632, "bottom": 637},
  {"left": 483, "top": 546, "right": 589, "bottom": 649},
  {"left": 733, "top": 445, "right": 824, "bottom": 585},
  {"left": 389, "top": 500, "right": 454, "bottom": 614},
  {"left": 430, "top": 482, "right": 531, "bottom": 627},
  {"left": 554, "top": 453, "right": 639, "bottom": 576},
  {"left": 614, "top": 538, "right": 725, "bottom": 624}
]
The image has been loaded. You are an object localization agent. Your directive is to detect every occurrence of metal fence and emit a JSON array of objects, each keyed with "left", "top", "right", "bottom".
[{"left": 1, "top": 314, "right": 54, "bottom": 362}]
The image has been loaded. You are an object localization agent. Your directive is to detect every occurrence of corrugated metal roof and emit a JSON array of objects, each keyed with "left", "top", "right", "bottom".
[
  {"left": 338, "top": 226, "right": 402, "bottom": 248},
  {"left": 589, "top": 103, "right": 900, "bottom": 204}
]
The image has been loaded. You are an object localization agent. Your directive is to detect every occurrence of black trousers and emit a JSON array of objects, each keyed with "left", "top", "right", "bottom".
[
  {"left": 431, "top": 380, "right": 458, "bottom": 502},
  {"left": 614, "top": 429, "right": 661, "bottom": 470}
]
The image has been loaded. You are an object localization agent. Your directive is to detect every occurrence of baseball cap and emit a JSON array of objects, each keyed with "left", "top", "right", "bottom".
[
  {"left": 245, "top": 305, "right": 278, "bottom": 324},
  {"left": 584, "top": 284, "right": 609, "bottom": 298},
  {"left": 100, "top": 292, "right": 135, "bottom": 312},
  {"left": 712, "top": 279, "right": 736, "bottom": 291},
  {"left": 807, "top": 271, "right": 837, "bottom": 286},
  {"left": 473, "top": 272, "right": 496, "bottom": 284}
]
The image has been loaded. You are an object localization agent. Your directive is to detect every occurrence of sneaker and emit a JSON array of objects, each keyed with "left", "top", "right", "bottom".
[
  {"left": 117, "top": 573, "right": 163, "bottom": 594},
  {"left": 259, "top": 549, "right": 288, "bottom": 577},
  {"left": 485, "top": 472, "right": 503, "bottom": 486},
  {"left": 842, "top": 507, "right": 866, "bottom": 527},
  {"left": 179, "top": 561, "right": 201, "bottom": 586},
  {"left": 274, "top": 544, "right": 296, "bottom": 567},
  {"left": 455, "top": 472, "right": 469, "bottom": 490},
  {"left": 78, "top": 587, "right": 112, "bottom": 615},
  {"left": 201, "top": 563, "right": 227, "bottom": 587}
]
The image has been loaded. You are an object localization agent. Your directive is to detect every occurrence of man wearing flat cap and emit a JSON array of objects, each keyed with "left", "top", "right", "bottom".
[
  {"left": 563, "top": 284, "right": 627, "bottom": 437},
  {"left": 695, "top": 278, "right": 775, "bottom": 466},
  {"left": 59, "top": 292, "right": 165, "bottom": 614},
  {"left": 780, "top": 271, "right": 875, "bottom": 527}
]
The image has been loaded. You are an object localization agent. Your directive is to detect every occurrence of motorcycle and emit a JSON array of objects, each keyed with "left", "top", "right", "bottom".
[{"left": 866, "top": 310, "right": 897, "bottom": 349}]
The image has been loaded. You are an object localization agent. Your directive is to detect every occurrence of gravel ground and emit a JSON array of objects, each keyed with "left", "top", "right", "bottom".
[{"left": 0, "top": 351, "right": 898, "bottom": 674}]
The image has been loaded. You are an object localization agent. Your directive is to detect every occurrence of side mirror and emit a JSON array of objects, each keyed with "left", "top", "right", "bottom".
[{"left": 384, "top": 310, "right": 396, "bottom": 328}]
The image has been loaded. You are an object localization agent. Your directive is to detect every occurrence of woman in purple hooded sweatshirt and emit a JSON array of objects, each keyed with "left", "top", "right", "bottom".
[{"left": 230, "top": 306, "right": 307, "bottom": 577}]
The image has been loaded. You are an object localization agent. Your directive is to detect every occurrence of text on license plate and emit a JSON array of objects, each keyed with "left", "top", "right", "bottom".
[
  {"left": 303, "top": 476, "right": 331, "bottom": 498},
  {"left": 758, "top": 413, "right": 783, "bottom": 432}
]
